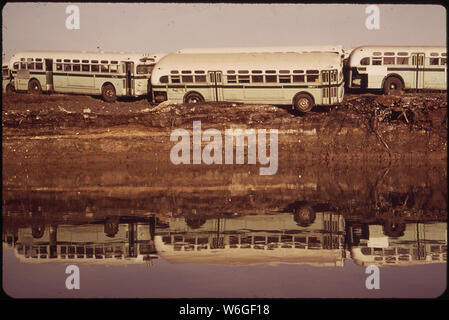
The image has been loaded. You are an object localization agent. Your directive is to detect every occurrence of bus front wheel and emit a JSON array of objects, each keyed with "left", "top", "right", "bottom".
[
  {"left": 293, "top": 93, "right": 314, "bottom": 113},
  {"left": 184, "top": 92, "right": 204, "bottom": 104},
  {"left": 28, "top": 79, "right": 42, "bottom": 95},
  {"left": 102, "top": 84, "right": 117, "bottom": 102},
  {"left": 383, "top": 77, "right": 403, "bottom": 95}
]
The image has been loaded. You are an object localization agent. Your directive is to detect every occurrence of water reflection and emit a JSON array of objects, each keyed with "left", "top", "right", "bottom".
[{"left": 3, "top": 203, "right": 446, "bottom": 268}]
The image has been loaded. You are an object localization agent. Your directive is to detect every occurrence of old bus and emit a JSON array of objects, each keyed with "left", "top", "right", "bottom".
[
  {"left": 8, "top": 51, "right": 165, "bottom": 102},
  {"left": 150, "top": 52, "right": 344, "bottom": 113},
  {"left": 348, "top": 46, "right": 447, "bottom": 94},
  {"left": 2, "top": 62, "right": 14, "bottom": 93}
]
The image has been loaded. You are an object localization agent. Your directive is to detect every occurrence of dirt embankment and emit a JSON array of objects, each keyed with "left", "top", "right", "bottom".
[{"left": 2, "top": 92, "right": 447, "bottom": 164}]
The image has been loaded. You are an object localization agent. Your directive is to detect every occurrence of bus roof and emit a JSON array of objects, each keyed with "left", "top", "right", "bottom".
[
  {"left": 349, "top": 45, "right": 446, "bottom": 64},
  {"left": 178, "top": 45, "right": 344, "bottom": 55},
  {"left": 9, "top": 51, "right": 166, "bottom": 65},
  {"left": 153, "top": 52, "right": 342, "bottom": 76}
]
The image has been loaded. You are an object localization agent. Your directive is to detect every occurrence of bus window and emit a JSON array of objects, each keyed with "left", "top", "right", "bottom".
[
  {"left": 82, "top": 64, "right": 90, "bottom": 72},
  {"left": 430, "top": 52, "right": 439, "bottom": 56},
  {"left": 441, "top": 58, "right": 446, "bottom": 65},
  {"left": 383, "top": 57, "right": 395, "bottom": 65},
  {"left": 279, "top": 70, "right": 290, "bottom": 74},
  {"left": 396, "top": 57, "right": 409, "bottom": 65},
  {"left": 384, "top": 52, "right": 395, "bottom": 56},
  {"left": 429, "top": 58, "right": 439, "bottom": 65},
  {"left": 372, "top": 57, "right": 382, "bottom": 65},
  {"left": 56, "top": 63, "right": 63, "bottom": 71},
  {"left": 181, "top": 70, "right": 191, "bottom": 74},
  {"left": 27, "top": 62, "right": 35, "bottom": 70},
  {"left": 397, "top": 52, "right": 408, "bottom": 56},
  {"left": 238, "top": 70, "right": 249, "bottom": 74},
  {"left": 360, "top": 57, "right": 370, "bottom": 65},
  {"left": 227, "top": 70, "right": 235, "bottom": 74},
  {"left": 195, "top": 75, "right": 206, "bottom": 82},
  {"left": 136, "top": 65, "right": 153, "bottom": 74},
  {"left": 20, "top": 62, "right": 27, "bottom": 69},
  {"left": 265, "top": 75, "right": 277, "bottom": 82},
  {"left": 73, "top": 64, "right": 81, "bottom": 71},
  {"left": 160, "top": 76, "right": 169, "bottom": 83},
  {"left": 238, "top": 75, "right": 250, "bottom": 83},
  {"left": 101, "top": 65, "right": 109, "bottom": 72},
  {"left": 373, "top": 52, "right": 382, "bottom": 56},
  {"left": 227, "top": 75, "right": 237, "bottom": 83},
  {"left": 293, "top": 70, "right": 304, "bottom": 74},
  {"left": 306, "top": 70, "right": 319, "bottom": 82},
  {"left": 64, "top": 64, "right": 71, "bottom": 71},
  {"left": 170, "top": 70, "right": 179, "bottom": 74},
  {"left": 182, "top": 75, "right": 193, "bottom": 82},
  {"left": 110, "top": 65, "right": 119, "bottom": 73},
  {"left": 292, "top": 75, "right": 305, "bottom": 82},
  {"left": 252, "top": 70, "right": 262, "bottom": 74},
  {"left": 251, "top": 75, "right": 263, "bottom": 83},
  {"left": 13, "top": 63, "right": 19, "bottom": 70},
  {"left": 91, "top": 65, "right": 99, "bottom": 72},
  {"left": 266, "top": 70, "right": 276, "bottom": 74},
  {"left": 171, "top": 75, "right": 181, "bottom": 83},
  {"left": 279, "top": 75, "right": 291, "bottom": 83},
  {"left": 36, "top": 62, "right": 43, "bottom": 70}
]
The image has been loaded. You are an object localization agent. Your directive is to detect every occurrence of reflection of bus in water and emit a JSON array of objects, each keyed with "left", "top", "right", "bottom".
[
  {"left": 6, "top": 220, "right": 158, "bottom": 265},
  {"left": 155, "top": 212, "right": 347, "bottom": 267},
  {"left": 351, "top": 222, "right": 447, "bottom": 267}
]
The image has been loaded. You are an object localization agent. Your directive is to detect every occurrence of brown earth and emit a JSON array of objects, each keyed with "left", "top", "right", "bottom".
[{"left": 2, "top": 91, "right": 447, "bottom": 164}]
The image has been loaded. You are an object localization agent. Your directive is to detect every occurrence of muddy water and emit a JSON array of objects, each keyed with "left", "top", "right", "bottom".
[{"left": 2, "top": 160, "right": 447, "bottom": 298}]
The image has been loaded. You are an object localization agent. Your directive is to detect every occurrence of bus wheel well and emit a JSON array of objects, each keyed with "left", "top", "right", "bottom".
[
  {"left": 293, "top": 92, "right": 315, "bottom": 113},
  {"left": 184, "top": 91, "right": 205, "bottom": 104},
  {"left": 382, "top": 74, "right": 404, "bottom": 95},
  {"left": 101, "top": 82, "right": 117, "bottom": 102},
  {"left": 28, "top": 78, "right": 42, "bottom": 94}
]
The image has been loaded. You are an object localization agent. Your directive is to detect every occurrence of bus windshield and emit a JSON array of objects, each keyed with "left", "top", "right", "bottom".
[{"left": 136, "top": 64, "right": 154, "bottom": 74}]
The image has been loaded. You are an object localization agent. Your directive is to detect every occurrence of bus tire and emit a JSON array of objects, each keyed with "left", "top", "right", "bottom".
[
  {"left": 293, "top": 93, "right": 314, "bottom": 113},
  {"left": 28, "top": 79, "right": 42, "bottom": 95},
  {"left": 383, "top": 76, "right": 403, "bottom": 95},
  {"left": 184, "top": 92, "right": 204, "bottom": 104},
  {"left": 102, "top": 83, "right": 117, "bottom": 102},
  {"left": 5, "top": 84, "right": 14, "bottom": 94}
]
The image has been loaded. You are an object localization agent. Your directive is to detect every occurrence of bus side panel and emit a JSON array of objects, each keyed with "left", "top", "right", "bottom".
[
  {"left": 243, "top": 87, "right": 284, "bottom": 103},
  {"left": 423, "top": 70, "right": 445, "bottom": 90},
  {"left": 68, "top": 74, "right": 95, "bottom": 89},
  {"left": 15, "top": 70, "right": 30, "bottom": 91},
  {"left": 53, "top": 74, "right": 69, "bottom": 93},
  {"left": 366, "top": 66, "right": 387, "bottom": 89},
  {"left": 94, "top": 77, "right": 123, "bottom": 96}
]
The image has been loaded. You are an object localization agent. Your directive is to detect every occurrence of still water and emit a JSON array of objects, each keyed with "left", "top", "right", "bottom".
[{"left": 2, "top": 162, "right": 447, "bottom": 298}]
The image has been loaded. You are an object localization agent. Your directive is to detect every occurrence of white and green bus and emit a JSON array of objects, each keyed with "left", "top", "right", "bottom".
[
  {"left": 2, "top": 62, "right": 14, "bottom": 93},
  {"left": 150, "top": 52, "right": 344, "bottom": 113},
  {"left": 8, "top": 51, "right": 165, "bottom": 102},
  {"left": 348, "top": 46, "right": 447, "bottom": 94}
]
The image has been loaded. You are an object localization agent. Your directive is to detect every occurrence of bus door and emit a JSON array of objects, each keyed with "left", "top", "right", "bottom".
[
  {"left": 411, "top": 53, "right": 425, "bottom": 90},
  {"left": 207, "top": 71, "right": 223, "bottom": 102},
  {"left": 321, "top": 70, "right": 338, "bottom": 104},
  {"left": 45, "top": 59, "right": 54, "bottom": 92},
  {"left": 124, "top": 62, "right": 134, "bottom": 96}
]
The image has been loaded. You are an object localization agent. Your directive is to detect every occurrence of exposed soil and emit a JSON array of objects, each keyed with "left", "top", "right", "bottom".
[{"left": 2, "top": 91, "right": 447, "bottom": 163}]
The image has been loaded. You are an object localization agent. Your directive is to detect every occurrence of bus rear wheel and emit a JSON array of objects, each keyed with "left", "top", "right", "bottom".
[
  {"left": 383, "top": 77, "right": 403, "bottom": 95},
  {"left": 293, "top": 93, "right": 314, "bottom": 113},
  {"left": 6, "top": 84, "right": 14, "bottom": 94},
  {"left": 28, "top": 79, "right": 42, "bottom": 95},
  {"left": 102, "top": 84, "right": 117, "bottom": 102},
  {"left": 184, "top": 92, "right": 204, "bottom": 104}
]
